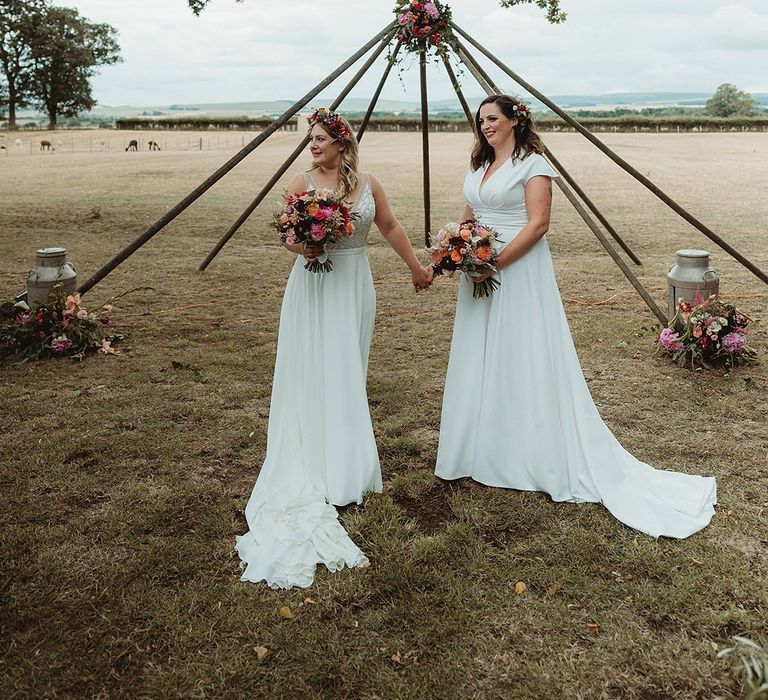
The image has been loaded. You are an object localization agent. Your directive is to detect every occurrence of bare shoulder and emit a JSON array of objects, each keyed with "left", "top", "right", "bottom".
[
  {"left": 285, "top": 172, "right": 309, "bottom": 195},
  {"left": 366, "top": 172, "right": 386, "bottom": 196}
]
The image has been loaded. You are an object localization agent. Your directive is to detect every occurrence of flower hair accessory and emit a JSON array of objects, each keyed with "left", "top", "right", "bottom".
[
  {"left": 511, "top": 102, "right": 530, "bottom": 121},
  {"left": 307, "top": 107, "right": 352, "bottom": 142}
]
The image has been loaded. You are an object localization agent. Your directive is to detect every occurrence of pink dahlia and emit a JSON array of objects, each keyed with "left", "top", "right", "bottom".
[
  {"left": 51, "top": 337, "right": 72, "bottom": 353},
  {"left": 659, "top": 327, "right": 683, "bottom": 352},
  {"left": 310, "top": 223, "right": 325, "bottom": 241},
  {"left": 722, "top": 332, "right": 747, "bottom": 354}
]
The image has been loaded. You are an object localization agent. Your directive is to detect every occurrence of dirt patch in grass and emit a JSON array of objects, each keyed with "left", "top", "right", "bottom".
[{"left": 391, "top": 477, "right": 460, "bottom": 535}]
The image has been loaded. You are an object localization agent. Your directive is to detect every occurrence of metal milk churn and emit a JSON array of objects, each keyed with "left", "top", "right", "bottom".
[
  {"left": 26, "top": 247, "right": 77, "bottom": 308},
  {"left": 667, "top": 249, "right": 719, "bottom": 319}
]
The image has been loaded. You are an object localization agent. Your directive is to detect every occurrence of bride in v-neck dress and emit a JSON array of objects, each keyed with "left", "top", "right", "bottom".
[
  {"left": 435, "top": 95, "right": 716, "bottom": 539},
  {"left": 236, "top": 110, "right": 432, "bottom": 588}
]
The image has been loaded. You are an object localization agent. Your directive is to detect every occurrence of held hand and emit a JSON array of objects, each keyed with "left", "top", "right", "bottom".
[
  {"left": 411, "top": 265, "right": 433, "bottom": 292},
  {"left": 302, "top": 242, "right": 325, "bottom": 262},
  {"left": 473, "top": 267, "right": 495, "bottom": 284}
]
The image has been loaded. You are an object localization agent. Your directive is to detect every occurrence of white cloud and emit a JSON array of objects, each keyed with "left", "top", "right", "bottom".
[{"left": 58, "top": 0, "right": 768, "bottom": 106}]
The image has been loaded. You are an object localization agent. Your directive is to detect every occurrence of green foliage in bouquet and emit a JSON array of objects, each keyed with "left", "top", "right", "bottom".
[
  {"left": 656, "top": 294, "right": 757, "bottom": 370},
  {"left": 0, "top": 285, "right": 127, "bottom": 364}
]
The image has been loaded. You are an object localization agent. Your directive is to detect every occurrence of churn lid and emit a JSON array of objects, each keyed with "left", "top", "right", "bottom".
[
  {"left": 36, "top": 247, "right": 67, "bottom": 258},
  {"left": 676, "top": 249, "right": 710, "bottom": 267},
  {"left": 676, "top": 249, "right": 709, "bottom": 259}
]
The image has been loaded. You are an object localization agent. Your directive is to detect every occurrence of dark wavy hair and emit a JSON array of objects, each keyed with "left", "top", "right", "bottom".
[{"left": 470, "top": 94, "right": 545, "bottom": 171}]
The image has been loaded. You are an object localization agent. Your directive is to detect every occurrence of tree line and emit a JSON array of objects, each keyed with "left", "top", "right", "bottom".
[{"left": 0, "top": 0, "right": 121, "bottom": 130}]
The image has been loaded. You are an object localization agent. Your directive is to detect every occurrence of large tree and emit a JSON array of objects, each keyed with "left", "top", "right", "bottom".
[
  {"left": 186, "top": 0, "right": 566, "bottom": 22},
  {"left": 27, "top": 5, "right": 121, "bottom": 129},
  {"left": 0, "top": 0, "right": 46, "bottom": 129},
  {"left": 705, "top": 83, "right": 759, "bottom": 118}
]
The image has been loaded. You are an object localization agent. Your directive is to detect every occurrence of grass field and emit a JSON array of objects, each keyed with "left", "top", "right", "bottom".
[{"left": 1, "top": 130, "right": 767, "bottom": 698}]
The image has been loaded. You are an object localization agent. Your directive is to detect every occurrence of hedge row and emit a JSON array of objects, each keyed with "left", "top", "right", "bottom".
[{"left": 115, "top": 115, "right": 768, "bottom": 133}]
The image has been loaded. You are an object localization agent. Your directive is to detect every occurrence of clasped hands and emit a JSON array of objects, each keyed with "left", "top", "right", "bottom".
[{"left": 302, "top": 243, "right": 435, "bottom": 293}]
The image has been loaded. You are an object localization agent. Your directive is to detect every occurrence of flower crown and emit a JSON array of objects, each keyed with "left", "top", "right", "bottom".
[{"left": 307, "top": 107, "right": 352, "bottom": 142}]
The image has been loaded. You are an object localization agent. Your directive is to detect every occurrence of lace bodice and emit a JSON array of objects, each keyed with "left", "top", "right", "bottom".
[{"left": 305, "top": 173, "right": 375, "bottom": 250}]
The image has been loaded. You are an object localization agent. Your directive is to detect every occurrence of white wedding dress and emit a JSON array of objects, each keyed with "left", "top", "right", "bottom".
[
  {"left": 236, "top": 173, "right": 382, "bottom": 588},
  {"left": 435, "top": 153, "right": 717, "bottom": 539}
]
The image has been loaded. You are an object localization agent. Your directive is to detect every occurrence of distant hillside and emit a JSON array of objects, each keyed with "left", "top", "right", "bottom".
[{"left": 14, "top": 92, "right": 768, "bottom": 122}]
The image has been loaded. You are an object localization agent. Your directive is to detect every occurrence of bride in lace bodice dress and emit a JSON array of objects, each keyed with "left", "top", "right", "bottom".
[{"left": 236, "top": 110, "right": 432, "bottom": 588}]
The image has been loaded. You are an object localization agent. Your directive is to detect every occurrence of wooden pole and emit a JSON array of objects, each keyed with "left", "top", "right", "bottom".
[
  {"left": 440, "top": 51, "right": 473, "bottom": 128},
  {"left": 419, "top": 43, "right": 431, "bottom": 247},
  {"left": 451, "top": 21, "right": 768, "bottom": 287},
  {"left": 555, "top": 181, "right": 667, "bottom": 323},
  {"left": 77, "top": 22, "right": 396, "bottom": 296},
  {"left": 455, "top": 36, "right": 644, "bottom": 267},
  {"left": 198, "top": 28, "right": 396, "bottom": 271},
  {"left": 543, "top": 148, "right": 642, "bottom": 265},
  {"left": 456, "top": 43, "right": 495, "bottom": 94},
  {"left": 454, "top": 43, "right": 665, "bottom": 323},
  {"left": 357, "top": 41, "right": 402, "bottom": 143}
]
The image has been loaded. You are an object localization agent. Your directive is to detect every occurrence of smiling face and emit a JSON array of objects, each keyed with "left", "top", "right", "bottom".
[
  {"left": 309, "top": 124, "right": 344, "bottom": 168},
  {"left": 478, "top": 102, "right": 518, "bottom": 151}
]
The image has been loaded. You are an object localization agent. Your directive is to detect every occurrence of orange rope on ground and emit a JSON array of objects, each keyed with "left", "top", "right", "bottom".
[
  {"left": 562, "top": 293, "right": 621, "bottom": 307},
  {"left": 121, "top": 279, "right": 422, "bottom": 317}
]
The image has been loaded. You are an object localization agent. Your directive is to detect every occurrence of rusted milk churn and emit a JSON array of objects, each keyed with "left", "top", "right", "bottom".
[
  {"left": 27, "top": 247, "right": 77, "bottom": 308},
  {"left": 667, "top": 249, "right": 719, "bottom": 319}
]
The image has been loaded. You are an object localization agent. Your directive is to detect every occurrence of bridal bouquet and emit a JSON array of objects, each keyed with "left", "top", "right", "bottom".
[
  {"left": 273, "top": 189, "right": 357, "bottom": 273},
  {"left": 429, "top": 219, "right": 503, "bottom": 299},
  {"left": 656, "top": 293, "right": 756, "bottom": 369}
]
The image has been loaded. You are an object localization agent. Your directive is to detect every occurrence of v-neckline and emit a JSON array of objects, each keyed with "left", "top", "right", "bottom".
[{"left": 479, "top": 157, "right": 510, "bottom": 196}]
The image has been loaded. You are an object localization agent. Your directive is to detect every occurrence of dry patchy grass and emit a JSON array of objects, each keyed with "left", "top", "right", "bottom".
[{"left": 1, "top": 131, "right": 767, "bottom": 698}]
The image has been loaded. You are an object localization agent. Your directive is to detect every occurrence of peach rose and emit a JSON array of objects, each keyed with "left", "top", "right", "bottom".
[
  {"left": 451, "top": 250, "right": 463, "bottom": 263},
  {"left": 345, "top": 220, "right": 355, "bottom": 234},
  {"left": 460, "top": 229, "right": 472, "bottom": 241},
  {"left": 307, "top": 203, "right": 319, "bottom": 217},
  {"left": 432, "top": 250, "right": 445, "bottom": 265}
]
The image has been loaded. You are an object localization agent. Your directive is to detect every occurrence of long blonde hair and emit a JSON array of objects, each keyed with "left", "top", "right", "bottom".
[{"left": 309, "top": 116, "right": 359, "bottom": 198}]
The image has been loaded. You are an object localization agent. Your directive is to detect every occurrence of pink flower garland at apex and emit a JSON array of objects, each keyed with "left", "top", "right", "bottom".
[{"left": 394, "top": 0, "right": 454, "bottom": 54}]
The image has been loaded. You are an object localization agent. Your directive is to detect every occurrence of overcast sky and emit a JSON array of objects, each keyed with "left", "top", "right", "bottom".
[{"left": 58, "top": 0, "right": 768, "bottom": 106}]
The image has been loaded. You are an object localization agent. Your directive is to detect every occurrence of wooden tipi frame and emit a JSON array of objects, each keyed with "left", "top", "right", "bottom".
[{"left": 76, "top": 18, "right": 767, "bottom": 324}]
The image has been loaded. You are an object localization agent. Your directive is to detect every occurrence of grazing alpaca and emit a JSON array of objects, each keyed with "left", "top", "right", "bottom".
[
  {"left": 40, "top": 139, "right": 54, "bottom": 151},
  {"left": 148, "top": 140, "right": 161, "bottom": 151},
  {"left": 125, "top": 139, "right": 138, "bottom": 151}
]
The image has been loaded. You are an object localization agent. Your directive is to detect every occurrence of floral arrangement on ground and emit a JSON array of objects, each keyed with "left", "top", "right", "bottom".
[
  {"left": 656, "top": 293, "right": 757, "bottom": 369},
  {"left": 0, "top": 286, "right": 125, "bottom": 364}
]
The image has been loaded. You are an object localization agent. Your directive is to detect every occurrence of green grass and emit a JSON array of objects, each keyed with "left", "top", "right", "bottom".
[{"left": 2, "top": 132, "right": 768, "bottom": 698}]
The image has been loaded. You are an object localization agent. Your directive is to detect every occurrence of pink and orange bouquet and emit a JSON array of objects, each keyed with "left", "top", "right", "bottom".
[
  {"left": 429, "top": 219, "right": 503, "bottom": 299},
  {"left": 273, "top": 188, "right": 357, "bottom": 273},
  {"left": 656, "top": 293, "right": 756, "bottom": 369}
]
